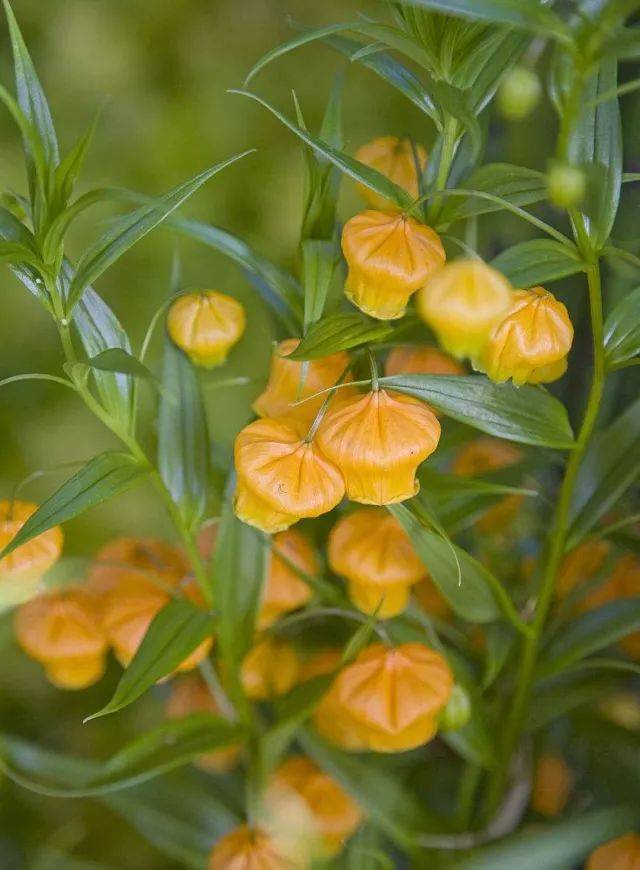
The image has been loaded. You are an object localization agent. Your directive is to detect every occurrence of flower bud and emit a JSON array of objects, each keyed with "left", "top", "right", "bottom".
[
  {"left": 253, "top": 339, "right": 353, "bottom": 424},
  {"left": 531, "top": 753, "right": 573, "bottom": 818},
  {"left": 258, "top": 530, "right": 316, "bottom": 628},
  {"left": 0, "top": 500, "right": 63, "bottom": 602},
  {"left": 166, "top": 675, "right": 239, "bottom": 772},
  {"left": 587, "top": 834, "right": 640, "bottom": 870},
  {"left": 547, "top": 161, "right": 586, "bottom": 209},
  {"left": 14, "top": 587, "right": 108, "bottom": 689},
  {"left": 439, "top": 684, "right": 471, "bottom": 731},
  {"left": 342, "top": 210, "right": 445, "bottom": 320},
  {"left": 208, "top": 825, "right": 300, "bottom": 870},
  {"left": 497, "top": 67, "right": 541, "bottom": 120},
  {"left": 167, "top": 290, "right": 245, "bottom": 368},
  {"left": 316, "top": 642, "right": 453, "bottom": 752},
  {"left": 416, "top": 259, "right": 512, "bottom": 361},
  {"left": 266, "top": 756, "right": 363, "bottom": 858},
  {"left": 453, "top": 438, "right": 524, "bottom": 532},
  {"left": 316, "top": 389, "right": 440, "bottom": 505},
  {"left": 481, "top": 287, "right": 573, "bottom": 386},
  {"left": 240, "top": 637, "right": 300, "bottom": 700},
  {"left": 234, "top": 417, "right": 345, "bottom": 534},
  {"left": 328, "top": 509, "right": 425, "bottom": 618},
  {"left": 355, "top": 136, "right": 427, "bottom": 210}
]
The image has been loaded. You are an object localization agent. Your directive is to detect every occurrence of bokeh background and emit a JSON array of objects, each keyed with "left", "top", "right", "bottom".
[{"left": 0, "top": 1, "right": 639, "bottom": 867}]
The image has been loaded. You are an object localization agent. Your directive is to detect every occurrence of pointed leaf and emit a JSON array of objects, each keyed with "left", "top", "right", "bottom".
[
  {"left": 404, "top": 0, "right": 571, "bottom": 40},
  {"left": 604, "top": 284, "right": 640, "bottom": 368},
  {"left": 86, "top": 347, "right": 156, "bottom": 381},
  {"left": 492, "top": 239, "right": 585, "bottom": 288},
  {"left": 439, "top": 163, "right": 547, "bottom": 224},
  {"left": 287, "top": 311, "right": 393, "bottom": 361}
]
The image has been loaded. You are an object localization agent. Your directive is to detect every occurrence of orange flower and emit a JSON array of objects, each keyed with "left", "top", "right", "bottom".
[
  {"left": 266, "top": 756, "right": 363, "bottom": 858},
  {"left": 556, "top": 539, "right": 610, "bottom": 599},
  {"left": 258, "top": 530, "right": 316, "bottom": 629},
  {"left": 253, "top": 339, "right": 353, "bottom": 424},
  {"left": 167, "top": 290, "right": 245, "bottom": 368},
  {"left": 208, "top": 825, "right": 302, "bottom": 870},
  {"left": 453, "top": 437, "right": 524, "bottom": 532},
  {"left": 88, "top": 537, "right": 189, "bottom": 594},
  {"left": 341, "top": 210, "right": 445, "bottom": 320},
  {"left": 481, "top": 287, "right": 573, "bottom": 386},
  {"left": 385, "top": 345, "right": 464, "bottom": 378},
  {"left": 166, "top": 675, "right": 239, "bottom": 772},
  {"left": 240, "top": 638, "right": 300, "bottom": 700},
  {"left": 315, "top": 643, "right": 453, "bottom": 752},
  {"left": 316, "top": 389, "right": 440, "bottom": 505},
  {"left": 414, "top": 577, "right": 451, "bottom": 620},
  {"left": 234, "top": 417, "right": 345, "bottom": 533},
  {"left": 531, "top": 753, "right": 573, "bottom": 817},
  {"left": 416, "top": 259, "right": 512, "bottom": 361},
  {"left": 586, "top": 834, "right": 640, "bottom": 870},
  {"left": 0, "top": 500, "right": 63, "bottom": 602},
  {"left": 355, "top": 136, "right": 427, "bottom": 210},
  {"left": 328, "top": 509, "right": 425, "bottom": 618},
  {"left": 299, "top": 648, "right": 342, "bottom": 682},
  {"left": 14, "top": 587, "right": 108, "bottom": 689}
]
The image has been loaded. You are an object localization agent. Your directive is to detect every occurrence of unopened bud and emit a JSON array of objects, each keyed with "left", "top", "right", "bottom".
[
  {"left": 547, "top": 162, "right": 586, "bottom": 209},
  {"left": 498, "top": 67, "right": 541, "bottom": 120},
  {"left": 440, "top": 684, "right": 471, "bottom": 731}
]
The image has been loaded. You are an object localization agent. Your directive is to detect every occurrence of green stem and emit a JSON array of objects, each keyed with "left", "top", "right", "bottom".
[{"left": 427, "top": 115, "right": 458, "bottom": 224}]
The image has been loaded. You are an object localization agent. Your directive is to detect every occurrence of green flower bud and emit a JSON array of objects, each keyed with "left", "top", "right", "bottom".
[
  {"left": 440, "top": 685, "right": 471, "bottom": 731},
  {"left": 547, "top": 162, "right": 586, "bottom": 209},
  {"left": 498, "top": 67, "right": 541, "bottom": 120}
]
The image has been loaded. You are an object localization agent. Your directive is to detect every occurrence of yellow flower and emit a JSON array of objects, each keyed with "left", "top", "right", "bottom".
[
  {"left": 342, "top": 210, "right": 445, "bottom": 320},
  {"left": 208, "top": 825, "right": 302, "bottom": 870},
  {"left": 316, "top": 389, "right": 440, "bottom": 505},
  {"left": 385, "top": 345, "right": 464, "bottom": 378},
  {"left": 253, "top": 339, "right": 353, "bottom": 424},
  {"left": 0, "top": 500, "right": 63, "bottom": 602},
  {"left": 315, "top": 643, "right": 453, "bottom": 752},
  {"left": 258, "top": 530, "right": 316, "bottom": 628},
  {"left": 14, "top": 587, "right": 108, "bottom": 690},
  {"left": 586, "top": 834, "right": 640, "bottom": 870},
  {"left": 234, "top": 417, "right": 345, "bottom": 533},
  {"left": 480, "top": 287, "right": 573, "bottom": 386},
  {"left": 328, "top": 509, "right": 425, "bottom": 618},
  {"left": 240, "top": 637, "right": 300, "bottom": 700},
  {"left": 167, "top": 290, "right": 245, "bottom": 368},
  {"left": 416, "top": 259, "right": 513, "bottom": 360},
  {"left": 355, "top": 136, "right": 427, "bottom": 210},
  {"left": 531, "top": 753, "right": 573, "bottom": 818}
]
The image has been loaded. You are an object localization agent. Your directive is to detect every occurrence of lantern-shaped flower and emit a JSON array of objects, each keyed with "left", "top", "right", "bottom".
[
  {"left": 208, "top": 825, "right": 300, "bottom": 870},
  {"left": 167, "top": 290, "right": 245, "bottom": 368},
  {"left": 259, "top": 530, "right": 316, "bottom": 629},
  {"left": 586, "top": 834, "right": 640, "bottom": 870},
  {"left": 166, "top": 676, "right": 239, "bottom": 772},
  {"left": 355, "top": 136, "right": 427, "bottom": 210},
  {"left": 531, "top": 753, "right": 573, "bottom": 818},
  {"left": 0, "top": 500, "right": 63, "bottom": 601},
  {"left": 416, "top": 259, "right": 512, "bottom": 361},
  {"left": 14, "top": 587, "right": 108, "bottom": 689},
  {"left": 253, "top": 339, "right": 353, "bottom": 424},
  {"left": 315, "top": 643, "right": 453, "bottom": 752},
  {"left": 88, "top": 537, "right": 189, "bottom": 594},
  {"left": 316, "top": 390, "right": 440, "bottom": 505},
  {"left": 266, "top": 756, "right": 363, "bottom": 858},
  {"left": 328, "top": 509, "right": 425, "bottom": 618},
  {"left": 385, "top": 345, "right": 464, "bottom": 378},
  {"left": 481, "top": 287, "right": 573, "bottom": 386},
  {"left": 234, "top": 417, "right": 345, "bottom": 534},
  {"left": 453, "top": 437, "right": 524, "bottom": 533},
  {"left": 240, "top": 638, "right": 300, "bottom": 700},
  {"left": 342, "top": 211, "right": 445, "bottom": 320}
]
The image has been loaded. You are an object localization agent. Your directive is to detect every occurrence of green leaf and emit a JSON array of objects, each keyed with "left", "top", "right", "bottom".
[
  {"left": 404, "top": 0, "right": 571, "bottom": 40},
  {"left": 86, "top": 599, "right": 216, "bottom": 721},
  {"left": 230, "top": 89, "right": 414, "bottom": 210},
  {"left": 86, "top": 347, "right": 156, "bottom": 381},
  {"left": 439, "top": 163, "right": 547, "bottom": 224},
  {"left": 537, "top": 600, "right": 640, "bottom": 679},
  {"left": 529, "top": 671, "right": 625, "bottom": 731},
  {"left": 604, "top": 284, "right": 640, "bottom": 368},
  {"left": 481, "top": 623, "right": 514, "bottom": 690},
  {"left": 568, "top": 398, "right": 640, "bottom": 547},
  {"left": 575, "top": 716, "right": 640, "bottom": 804},
  {"left": 0, "top": 452, "right": 148, "bottom": 561},
  {"left": 262, "top": 675, "right": 334, "bottom": 771},
  {"left": 380, "top": 374, "right": 575, "bottom": 449},
  {"left": 52, "top": 112, "right": 99, "bottom": 210},
  {"left": 491, "top": 239, "right": 585, "bottom": 288},
  {"left": 287, "top": 311, "right": 393, "bottom": 361},
  {"left": 66, "top": 152, "right": 252, "bottom": 312},
  {"left": 454, "top": 806, "right": 639, "bottom": 870},
  {"left": 301, "top": 239, "right": 339, "bottom": 328},
  {"left": 158, "top": 335, "right": 209, "bottom": 531}
]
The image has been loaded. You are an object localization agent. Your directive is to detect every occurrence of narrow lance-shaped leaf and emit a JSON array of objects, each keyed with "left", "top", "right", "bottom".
[
  {"left": 86, "top": 348, "right": 156, "bottom": 381},
  {"left": 439, "top": 163, "right": 547, "bottom": 224},
  {"left": 404, "top": 0, "right": 572, "bottom": 40},
  {"left": 604, "top": 284, "right": 640, "bottom": 369},
  {"left": 492, "top": 239, "right": 585, "bottom": 288},
  {"left": 287, "top": 311, "right": 394, "bottom": 361},
  {"left": 0, "top": 452, "right": 148, "bottom": 561}
]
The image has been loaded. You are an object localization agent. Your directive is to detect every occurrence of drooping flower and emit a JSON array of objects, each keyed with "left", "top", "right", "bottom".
[
  {"left": 385, "top": 345, "right": 464, "bottom": 378},
  {"left": 208, "top": 825, "right": 302, "bottom": 870},
  {"left": 0, "top": 500, "right": 63, "bottom": 601},
  {"left": 167, "top": 290, "right": 245, "bottom": 368},
  {"left": 258, "top": 530, "right": 316, "bottom": 628},
  {"left": 234, "top": 417, "right": 345, "bottom": 534},
  {"left": 480, "top": 287, "right": 573, "bottom": 386},
  {"left": 453, "top": 437, "right": 524, "bottom": 532},
  {"left": 88, "top": 537, "right": 189, "bottom": 594},
  {"left": 416, "top": 259, "right": 512, "bottom": 361},
  {"left": 14, "top": 587, "right": 108, "bottom": 689},
  {"left": 531, "top": 753, "right": 573, "bottom": 818},
  {"left": 586, "top": 834, "right": 640, "bottom": 870},
  {"left": 240, "top": 638, "right": 300, "bottom": 700},
  {"left": 342, "top": 210, "right": 445, "bottom": 320},
  {"left": 355, "top": 136, "right": 427, "bottom": 210},
  {"left": 253, "top": 339, "right": 353, "bottom": 424},
  {"left": 315, "top": 643, "right": 453, "bottom": 752},
  {"left": 328, "top": 509, "right": 425, "bottom": 618},
  {"left": 316, "top": 390, "right": 440, "bottom": 505}
]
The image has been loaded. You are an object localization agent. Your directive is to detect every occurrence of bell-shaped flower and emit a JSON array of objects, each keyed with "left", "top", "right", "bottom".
[
  {"left": 258, "top": 530, "right": 316, "bottom": 628},
  {"left": 167, "top": 289, "right": 245, "bottom": 368},
  {"left": 355, "top": 135, "right": 427, "bottom": 210},
  {"left": 586, "top": 834, "right": 640, "bottom": 870},
  {"left": 240, "top": 637, "right": 300, "bottom": 700},
  {"left": 208, "top": 825, "right": 301, "bottom": 870},
  {"left": 0, "top": 499, "right": 63, "bottom": 601}
]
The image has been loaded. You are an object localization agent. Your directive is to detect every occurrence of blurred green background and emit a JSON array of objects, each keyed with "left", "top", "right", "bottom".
[{"left": 0, "top": 1, "right": 638, "bottom": 867}]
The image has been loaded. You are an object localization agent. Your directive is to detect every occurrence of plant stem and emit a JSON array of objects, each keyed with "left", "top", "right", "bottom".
[
  {"left": 427, "top": 115, "right": 458, "bottom": 223},
  {"left": 484, "top": 260, "right": 604, "bottom": 818}
]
